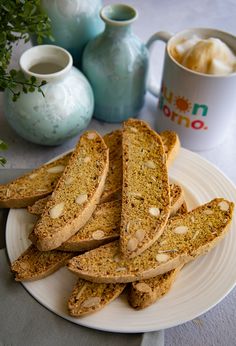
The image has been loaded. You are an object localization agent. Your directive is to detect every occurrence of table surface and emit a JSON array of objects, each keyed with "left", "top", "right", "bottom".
[{"left": 1, "top": 0, "right": 236, "bottom": 345}]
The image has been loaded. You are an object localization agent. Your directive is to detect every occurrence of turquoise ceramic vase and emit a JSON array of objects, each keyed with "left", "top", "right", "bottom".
[
  {"left": 82, "top": 4, "right": 149, "bottom": 123},
  {"left": 35, "top": 0, "right": 104, "bottom": 66},
  {"left": 4, "top": 45, "right": 94, "bottom": 146}
]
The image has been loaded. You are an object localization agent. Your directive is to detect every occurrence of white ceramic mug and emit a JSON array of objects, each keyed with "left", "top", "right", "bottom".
[{"left": 147, "top": 28, "right": 236, "bottom": 150}]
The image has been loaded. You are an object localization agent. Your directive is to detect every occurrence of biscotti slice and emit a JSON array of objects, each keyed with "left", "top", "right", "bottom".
[
  {"left": 101, "top": 130, "right": 123, "bottom": 202},
  {"left": 68, "top": 279, "right": 125, "bottom": 317},
  {"left": 174, "top": 201, "right": 188, "bottom": 216},
  {"left": 128, "top": 201, "right": 187, "bottom": 309},
  {"left": 0, "top": 154, "right": 71, "bottom": 209},
  {"left": 26, "top": 130, "right": 121, "bottom": 215},
  {"left": 169, "top": 184, "right": 184, "bottom": 217},
  {"left": 120, "top": 119, "right": 170, "bottom": 258},
  {"left": 160, "top": 130, "right": 180, "bottom": 167},
  {"left": 101, "top": 129, "right": 180, "bottom": 203},
  {"left": 128, "top": 266, "right": 183, "bottom": 309},
  {"left": 31, "top": 131, "right": 109, "bottom": 251},
  {"left": 58, "top": 184, "right": 184, "bottom": 252},
  {"left": 27, "top": 196, "right": 50, "bottom": 215},
  {"left": 67, "top": 198, "right": 234, "bottom": 283},
  {"left": 0, "top": 130, "right": 119, "bottom": 210},
  {"left": 11, "top": 245, "right": 74, "bottom": 281},
  {"left": 99, "top": 130, "right": 179, "bottom": 203},
  {"left": 59, "top": 200, "right": 121, "bottom": 251}
]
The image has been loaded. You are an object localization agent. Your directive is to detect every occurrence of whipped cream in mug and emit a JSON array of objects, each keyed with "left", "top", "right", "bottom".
[{"left": 171, "top": 35, "right": 236, "bottom": 75}]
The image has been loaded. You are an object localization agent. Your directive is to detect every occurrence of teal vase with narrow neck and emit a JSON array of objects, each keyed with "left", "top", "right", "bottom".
[
  {"left": 82, "top": 4, "right": 149, "bottom": 123},
  {"left": 33, "top": 0, "right": 104, "bottom": 66}
]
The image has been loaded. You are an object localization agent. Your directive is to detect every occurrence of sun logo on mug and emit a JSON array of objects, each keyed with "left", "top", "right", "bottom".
[{"left": 174, "top": 96, "right": 192, "bottom": 113}]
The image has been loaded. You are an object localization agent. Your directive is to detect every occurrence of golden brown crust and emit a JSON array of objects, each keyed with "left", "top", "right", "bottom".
[
  {"left": 120, "top": 119, "right": 170, "bottom": 258},
  {"left": 31, "top": 131, "right": 109, "bottom": 251},
  {"left": 169, "top": 184, "right": 185, "bottom": 216},
  {"left": 11, "top": 245, "right": 74, "bottom": 281},
  {"left": 101, "top": 130, "right": 123, "bottom": 203},
  {"left": 128, "top": 266, "right": 183, "bottom": 309},
  {"left": 160, "top": 130, "right": 180, "bottom": 167},
  {"left": 67, "top": 198, "right": 234, "bottom": 283},
  {"left": 174, "top": 201, "right": 188, "bottom": 216},
  {"left": 59, "top": 235, "right": 119, "bottom": 252}
]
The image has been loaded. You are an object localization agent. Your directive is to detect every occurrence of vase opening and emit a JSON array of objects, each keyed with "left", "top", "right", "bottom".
[
  {"left": 100, "top": 4, "right": 138, "bottom": 26},
  {"left": 20, "top": 45, "right": 73, "bottom": 81}
]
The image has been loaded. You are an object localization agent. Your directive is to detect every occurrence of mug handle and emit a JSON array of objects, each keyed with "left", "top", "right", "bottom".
[{"left": 146, "top": 31, "right": 174, "bottom": 97}]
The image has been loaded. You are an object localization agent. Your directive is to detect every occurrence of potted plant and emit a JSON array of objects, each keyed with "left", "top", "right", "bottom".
[{"left": 0, "top": 0, "right": 52, "bottom": 164}]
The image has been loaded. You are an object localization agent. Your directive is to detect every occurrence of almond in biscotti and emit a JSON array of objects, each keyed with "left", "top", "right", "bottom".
[
  {"left": 30, "top": 131, "right": 109, "bottom": 251},
  {"left": 68, "top": 279, "right": 125, "bottom": 317},
  {"left": 120, "top": 119, "right": 171, "bottom": 258},
  {"left": 67, "top": 198, "right": 234, "bottom": 284}
]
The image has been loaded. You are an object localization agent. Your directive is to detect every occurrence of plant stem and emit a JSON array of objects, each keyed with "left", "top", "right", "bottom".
[{"left": 0, "top": 76, "right": 46, "bottom": 97}]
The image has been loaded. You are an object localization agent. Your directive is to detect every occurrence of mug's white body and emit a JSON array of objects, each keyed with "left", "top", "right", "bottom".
[{"left": 154, "top": 28, "right": 236, "bottom": 150}]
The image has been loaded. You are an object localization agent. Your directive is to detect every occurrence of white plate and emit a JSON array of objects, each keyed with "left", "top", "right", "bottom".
[{"left": 6, "top": 148, "right": 236, "bottom": 333}]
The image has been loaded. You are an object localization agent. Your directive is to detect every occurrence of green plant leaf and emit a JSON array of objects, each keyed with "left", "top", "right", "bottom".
[
  {"left": 29, "top": 86, "right": 35, "bottom": 92},
  {"left": 0, "top": 0, "right": 52, "bottom": 99},
  {"left": 0, "top": 140, "right": 8, "bottom": 150},
  {"left": 30, "top": 76, "right": 36, "bottom": 83},
  {"left": 10, "top": 69, "right": 17, "bottom": 77},
  {"left": 0, "top": 32, "right": 6, "bottom": 44},
  {"left": 0, "top": 156, "right": 7, "bottom": 166}
]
